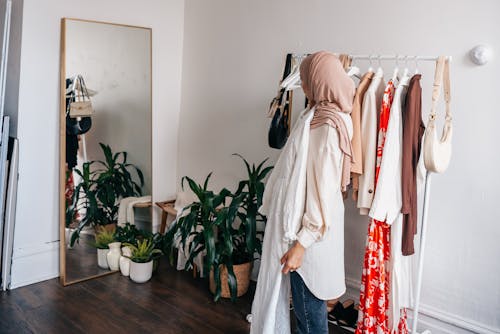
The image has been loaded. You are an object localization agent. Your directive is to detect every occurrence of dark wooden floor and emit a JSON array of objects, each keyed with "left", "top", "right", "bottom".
[
  {"left": 65, "top": 233, "right": 115, "bottom": 283},
  {"left": 0, "top": 258, "right": 351, "bottom": 334}
]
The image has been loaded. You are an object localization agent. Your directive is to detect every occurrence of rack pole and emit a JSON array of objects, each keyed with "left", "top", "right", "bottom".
[{"left": 411, "top": 171, "right": 432, "bottom": 333}]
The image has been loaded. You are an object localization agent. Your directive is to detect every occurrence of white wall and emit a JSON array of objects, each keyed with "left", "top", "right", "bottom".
[
  {"left": 66, "top": 20, "right": 152, "bottom": 196},
  {"left": 178, "top": 0, "right": 500, "bottom": 333},
  {"left": 11, "top": 0, "right": 184, "bottom": 288}
]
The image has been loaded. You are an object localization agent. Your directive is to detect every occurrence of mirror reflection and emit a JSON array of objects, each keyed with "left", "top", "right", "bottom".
[{"left": 61, "top": 19, "right": 152, "bottom": 285}]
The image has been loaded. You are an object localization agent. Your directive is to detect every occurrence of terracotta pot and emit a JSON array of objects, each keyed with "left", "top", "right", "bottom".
[
  {"left": 96, "top": 223, "right": 117, "bottom": 233},
  {"left": 209, "top": 262, "right": 252, "bottom": 298}
]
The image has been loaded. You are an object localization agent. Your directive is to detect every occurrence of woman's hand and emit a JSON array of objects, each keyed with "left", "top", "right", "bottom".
[{"left": 280, "top": 242, "right": 306, "bottom": 274}]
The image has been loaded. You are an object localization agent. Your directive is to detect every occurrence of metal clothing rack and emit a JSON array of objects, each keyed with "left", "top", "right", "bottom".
[{"left": 285, "top": 52, "right": 451, "bottom": 334}]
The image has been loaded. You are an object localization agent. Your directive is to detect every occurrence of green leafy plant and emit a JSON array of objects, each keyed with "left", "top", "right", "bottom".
[
  {"left": 115, "top": 223, "right": 147, "bottom": 245},
  {"left": 163, "top": 156, "right": 273, "bottom": 302},
  {"left": 124, "top": 238, "right": 163, "bottom": 263},
  {"left": 68, "top": 143, "right": 144, "bottom": 246},
  {"left": 233, "top": 154, "right": 273, "bottom": 258},
  {"left": 92, "top": 226, "right": 116, "bottom": 249}
]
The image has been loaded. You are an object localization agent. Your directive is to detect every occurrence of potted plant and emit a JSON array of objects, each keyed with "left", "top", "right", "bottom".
[
  {"left": 232, "top": 154, "right": 273, "bottom": 259},
  {"left": 208, "top": 156, "right": 273, "bottom": 301},
  {"left": 68, "top": 143, "right": 144, "bottom": 246},
  {"left": 93, "top": 226, "right": 116, "bottom": 269},
  {"left": 164, "top": 156, "right": 272, "bottom": 302},
  {"left": 124, "top": 238, "right": 162, "bottom": 283}
]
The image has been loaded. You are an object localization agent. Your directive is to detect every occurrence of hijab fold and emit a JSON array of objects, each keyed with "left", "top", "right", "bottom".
[{"left": 300, "top": 51, "right": 355, "bottom": 191}]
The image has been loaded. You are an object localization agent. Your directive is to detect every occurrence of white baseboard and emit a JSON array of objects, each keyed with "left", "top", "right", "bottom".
[
  {"left": 344, "top": 277, "right": 499, "bottom": 334},
  {"left": 9, "top": 240, "right": 59, "bottom": 289}
]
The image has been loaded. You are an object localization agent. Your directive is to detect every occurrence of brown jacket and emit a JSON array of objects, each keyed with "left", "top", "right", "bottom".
[{"left": 401, "top": 74, "right": 425, "bottom": 255}]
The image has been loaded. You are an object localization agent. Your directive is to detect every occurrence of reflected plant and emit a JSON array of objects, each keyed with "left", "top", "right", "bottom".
[{"left": 69, "top": 143, "right": 144, "bottom": 246}]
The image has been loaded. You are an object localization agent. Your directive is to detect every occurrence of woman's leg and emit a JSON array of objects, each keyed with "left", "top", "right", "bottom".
[{"left": 290, "top": 271, "right": 328, "bottom": 334}]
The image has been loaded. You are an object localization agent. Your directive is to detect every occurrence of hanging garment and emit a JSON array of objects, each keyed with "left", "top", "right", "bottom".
[
  {"left": 401, "top": 74, "right": 424, "bottom": 256},
  {"left": 338, "top": 53, "right": 352, "bottom": 70},
  {"left": 351, "top": 71, "right": 374, "bottom": 200},
  {"left": 369, "top": 74, "right": 413, "bottom": 332},
  {"left": 358, "top": 68, "right": 385, "bottom": 215},
  {"left": 250, "top": 108, "right": 313, "bottom": 334},
  {"left": 355, "top": 79, "right": 395, "bottom": 334}
]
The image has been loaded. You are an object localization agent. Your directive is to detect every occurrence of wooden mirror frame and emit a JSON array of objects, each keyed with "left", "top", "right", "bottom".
[{"left": 59, "top": 18, "right": 153, "bottom": 286}]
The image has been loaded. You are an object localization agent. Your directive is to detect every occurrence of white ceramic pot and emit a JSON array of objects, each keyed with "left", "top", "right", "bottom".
[
  {"left": 97, "top": 248, "right": 109, "bottom": 269},
  {"left": 119, "top": 246, "right": 132, "bottom": 276},
  {"left": 129, "top": 260, "right": 153, "bottom": 283},
  {"left": 64, "top": 228, "right": 75, "bottom": 249},
  {"left": 106, "top": 242, "right": 122, "bottom": 271}
]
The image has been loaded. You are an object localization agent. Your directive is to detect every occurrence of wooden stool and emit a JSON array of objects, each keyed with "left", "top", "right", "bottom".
[{"left": 155, "top": 200, "right": 177, "bottom": 234}]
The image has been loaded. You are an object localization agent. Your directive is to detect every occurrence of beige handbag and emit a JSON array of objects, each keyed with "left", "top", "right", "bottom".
[
  {"left": 423, "top": 56, "right": 452, "bottom": 173},
  {"left": 69, "top": 76, "right": 94, "bottom": 118}
]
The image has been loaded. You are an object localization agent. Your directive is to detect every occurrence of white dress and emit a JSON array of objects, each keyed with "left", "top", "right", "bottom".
[
  {"left": 250, "top": 107, "right": 352, "bottom": 334},
  {"left": 368, "top": 74, "right": 414, "bottom": 331}
]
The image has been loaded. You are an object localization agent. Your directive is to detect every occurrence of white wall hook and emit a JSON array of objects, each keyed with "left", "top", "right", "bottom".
[{"left": 469, "top": 45, "right": 492, "bottom": 65}]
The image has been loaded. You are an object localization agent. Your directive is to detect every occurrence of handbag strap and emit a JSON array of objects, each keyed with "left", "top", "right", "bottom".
[{"left": 430, "top": 56, "right": 451, "bottom": 121}]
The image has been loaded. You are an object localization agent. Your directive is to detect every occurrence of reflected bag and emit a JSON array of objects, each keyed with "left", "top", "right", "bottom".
[
  {"left": 423, "top": 56, "right": 453, "bottom": 173},
  {"left": 66, "top": 76, "right": 92, "bottom": 135},
  {"left": 69, "top": 76, "right": 94, "bottom": 118},
  {"left": 268, "top": 54, "right": 293, "bottom": 149},
  {"left": 66, "top": 116, "right": 92, "bottom": 135}
]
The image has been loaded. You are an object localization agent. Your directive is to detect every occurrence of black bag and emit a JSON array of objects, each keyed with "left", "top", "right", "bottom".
[
  {"left": 66, "top": 116, "right": 92, "bottom": 135},
  {"left": 268, "top": 54, "right": 293, "bottom": 149}
]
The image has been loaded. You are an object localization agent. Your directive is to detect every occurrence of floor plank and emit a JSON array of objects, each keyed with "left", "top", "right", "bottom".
[{"left": 0, "top": 258, "right": 352, "bottom": 334}]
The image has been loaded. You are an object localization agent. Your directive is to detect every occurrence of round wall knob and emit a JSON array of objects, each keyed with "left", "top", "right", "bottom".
[{"left": 469, "top": 45, "right": 492, "bottom": 65}]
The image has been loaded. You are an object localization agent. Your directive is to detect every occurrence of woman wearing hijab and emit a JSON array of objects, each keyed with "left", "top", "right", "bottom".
[{"left": 250, "top": 52, "right": 355, "bottom": 334}]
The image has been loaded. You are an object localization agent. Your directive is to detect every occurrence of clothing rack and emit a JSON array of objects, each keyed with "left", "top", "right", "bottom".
[
  {"left": 284, "top": 52, "right": 451, "bottom": 334},
  {"left": 350, "top": 54, "right": 452, "bottom": 62},
  {"left": 290, "top": 53, "right": 452, "bottom": 63}
]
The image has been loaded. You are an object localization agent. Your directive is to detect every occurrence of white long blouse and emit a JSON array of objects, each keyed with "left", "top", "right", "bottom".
[{"left": 250, "top": 107, "right": 351, "bottom": 334}]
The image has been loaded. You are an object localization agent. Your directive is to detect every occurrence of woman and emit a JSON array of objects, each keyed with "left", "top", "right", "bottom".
[{"left": 250, "top": 51, "right": 355, "bottom": 334}]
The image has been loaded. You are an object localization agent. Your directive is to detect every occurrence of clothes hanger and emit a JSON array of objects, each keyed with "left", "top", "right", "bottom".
[
  {"left": 347, "top": 58, "right": 361, "bottom": 79},
  {"left": 402, "top": 55, "right": 410, "bottom": 78},
  {"left": 281, "top": 54, "right": 302, "bottom": 90},
  {"left": 347, "top": 66, "right": 361, "bottom": 79},
  {"left": 391, "top": 55, "right": 400, "bottom": 83},
  {"left": 367, "top": 55, "right": 374, "bottom": 72}
]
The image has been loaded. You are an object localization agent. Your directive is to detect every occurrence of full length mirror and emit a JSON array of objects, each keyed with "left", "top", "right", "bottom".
[{"left": 60, "top": 18, "right": 152, "bottom": 285}]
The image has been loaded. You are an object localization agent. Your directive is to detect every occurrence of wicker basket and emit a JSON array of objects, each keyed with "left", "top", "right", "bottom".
[{"left": 209, "top": 262, "right": 253, "bottom": 298}]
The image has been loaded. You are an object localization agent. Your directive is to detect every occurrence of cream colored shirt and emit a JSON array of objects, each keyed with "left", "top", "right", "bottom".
[
  {"left": 293, "top": 114, "right": 352, "bottom": 300},
  {"left": 297, "top": 113, "right": 353, "bottom": 248},
  {"left": 358, "top": 68, "right": 385, "bottom": 215}
]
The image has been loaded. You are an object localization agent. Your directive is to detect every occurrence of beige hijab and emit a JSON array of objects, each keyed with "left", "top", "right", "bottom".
[{"left": 300, "top": 51, "right": 355, "bottom": 191}]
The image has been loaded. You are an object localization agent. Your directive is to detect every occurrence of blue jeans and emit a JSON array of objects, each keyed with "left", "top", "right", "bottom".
[{"left": 290, "top": 271, "right": 328, "bottom": 334}]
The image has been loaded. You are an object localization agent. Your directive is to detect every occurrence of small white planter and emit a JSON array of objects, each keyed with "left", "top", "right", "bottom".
[
  {"left": 64, "top": 228, "right": 76, "bottom": 249},
  {"left": 97, "top": 248, "right": 109, "bottom": 269},
  {"left": 129, "top": 260, "right": 153, "bottom": 283},
  {"left": 106, "top": 242, "right": 122, "bottom": 271},
  {"left": 119, "top": 246, "right": 132, "bottom": 276}
]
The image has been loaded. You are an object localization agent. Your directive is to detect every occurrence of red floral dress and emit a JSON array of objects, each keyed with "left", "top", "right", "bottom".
[{"left": 356, "top": 80, "right": 408, "bottom": 334}]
